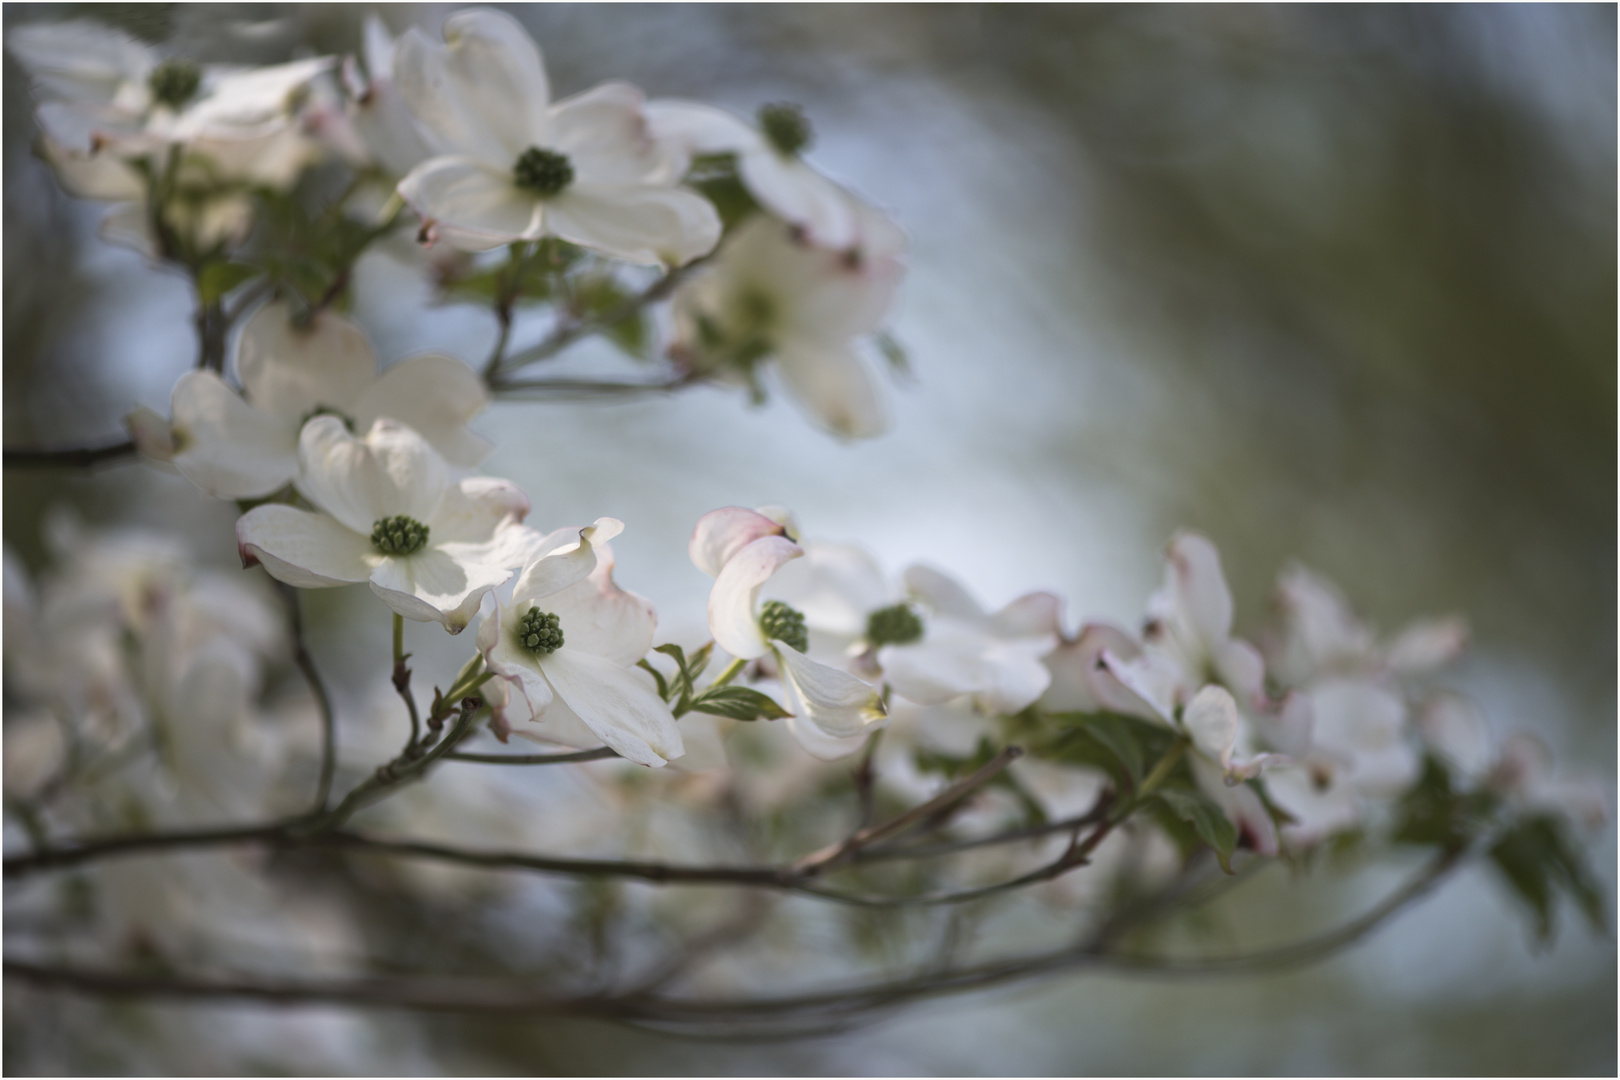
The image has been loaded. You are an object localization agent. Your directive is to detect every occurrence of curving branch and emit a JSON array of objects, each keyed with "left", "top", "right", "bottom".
[
  {"left": 446, "top": 747, "right": 620, "bottom": 765},
  {"left": 0, "top": 848, "right": 1472, "bottom": 1030}
]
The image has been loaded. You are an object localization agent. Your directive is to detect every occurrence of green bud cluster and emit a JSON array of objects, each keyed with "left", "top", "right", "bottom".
[
  {"left": 865, "top": 603, "right": 924, "bottom": 647},
  {"left": 148, "top": 59, "right": 202, "bottom": 108},
  {"left": 517, "top": 609, "right": 564, "bottom": 654},
  {"left": 513, "top": 146, "right": 575, "bottom": 196},
  {"left": 758, "top": 103, "right": 812, "bottom": 156},
  {"left": 370, "top": 515, "right": 430, "bottom": 556},
  {"left": 759, "top": 599, "right": 808, "bottom": 654}
]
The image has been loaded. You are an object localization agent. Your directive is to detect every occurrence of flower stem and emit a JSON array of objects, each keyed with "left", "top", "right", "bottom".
[
  {"left": 708, "top": 657, "right": 747, "bottom": 690},
  {"left": 1135, "top": 737, "right": 1189, "bottom": 803}
]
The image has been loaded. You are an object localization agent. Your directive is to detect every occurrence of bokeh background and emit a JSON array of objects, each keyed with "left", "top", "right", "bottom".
[{"left": 4, "top": 3, "right": 1614, "bottom": 1074}]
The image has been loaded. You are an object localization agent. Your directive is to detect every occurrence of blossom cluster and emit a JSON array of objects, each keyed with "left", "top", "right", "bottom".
[{"left": 2, "top": 8, "right": 1607, "bottom": 1059}]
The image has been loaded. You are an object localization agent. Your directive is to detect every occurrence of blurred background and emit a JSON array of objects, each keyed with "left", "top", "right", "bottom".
[{"left": 4, "top": 2, "right": 1614, "bottom": 1074}]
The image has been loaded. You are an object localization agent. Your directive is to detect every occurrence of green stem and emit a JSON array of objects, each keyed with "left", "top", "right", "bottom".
[
  {"left": 392, "top": 613, "right": 421, "bottom": 752},
  {"left": 708, "top": 657, "right": 747, "bottom": 690},
  {"left": 1135, "top": 737, "right": 1188, "bottom": 804}
]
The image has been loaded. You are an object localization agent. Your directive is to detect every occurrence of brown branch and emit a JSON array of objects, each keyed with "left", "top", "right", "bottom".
[
  {"left": 3, "top": 439, "right": 138, "bottom": 468},
  {"left": 446, "top": 748, "right": 620, "bottom": 765},
  {"left": 281, "top": 584, "right": 336, "bottom": 812}
]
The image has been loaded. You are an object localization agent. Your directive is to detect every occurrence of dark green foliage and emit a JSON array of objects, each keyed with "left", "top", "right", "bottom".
[
  {"left": 687, "top": 684, "right": 792, "bottom": 722},
  {"left": 1489, "top": 815, "right": 1606, "bottom": 943},
  {"left": 1147, "top": 787, "right": 1238, "bottom": 873}
]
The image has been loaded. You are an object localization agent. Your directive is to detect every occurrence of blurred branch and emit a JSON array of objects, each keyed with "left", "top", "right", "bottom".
[
  {"left": 282, "top": 584, "right": 336, "bottom": 813},
  {"left": 446, "top": 747, "right": 620, "bottom": 765},
  {"left": 487, "top": 374, "right": 695, "bottom": 401},
  {"left": 3, "top": 439, "right": 138, "bottom": 468},
  {"left": 0, "top": 847, "right": 1471, "bottom": 1028}
]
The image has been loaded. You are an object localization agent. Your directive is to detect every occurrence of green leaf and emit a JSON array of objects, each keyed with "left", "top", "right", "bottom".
[
  {"left": 653, "top": 643, "right": 693, "bottom": 706},
  {"left": 1039, "top": 712, "right": 1171, "bottom": 793},
  {"left": 688, "top": 684, "right": 791, "bottom": 722},
  {"left": 636, "top": 658, "right": 669, "bottom": 702},
  {"left": 875, "top": 330, "right": 910, "bottom": 376},
  {"left": 1393, "top": 754, "right": 1496, "bottom": 850},
  {"left": 1489, "top": 815, "right": 1606, "bottom": 943},
  {"left": 196, "top": 261, "right": 257, "bottom": 303},
  {"left": 1151, "top": 788, "right": 1238, "bottom": 873}
]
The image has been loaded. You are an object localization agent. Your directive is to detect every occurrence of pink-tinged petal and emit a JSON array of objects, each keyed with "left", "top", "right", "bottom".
[
  {"left": 990, "top": 592, "right": 1064, "bottom": 639},
  {"left": 775, "top": 644, "right": 886, "bottom": 739},
  {"left": 1041, "top": 623, "right": 1149, "bottom": 715},
  {"left": 393, "top": 8, "right": 548, "bottom": 162},
  {"left": 1191, "top": 756, "right": 1278, "bottom": 857},
  {"left": 739, "top": 151, "right": 859, "bottom": 251},
  {"left": 368, "top": 548, "right": 510, "bottom": 632},
  {"left": 645, "top": 99, "right": 764, "bottom": 157},
  {"left": 541, "top": 544, "right": 656, "bottom": 667},
  {"left": 544, "top": 182, "right": 720, "bottom": 267},
  {"left": 902, "top": 565, "right": 985, "bottom": 621},
  {"left": 1183, "top": 685, "right": 1240, "bottom": 773},
  {"left": 537, "top": 648, "right": 682, "bottom": 766},
  {"left": 510, "top": 518, "right": 623, "bottom": 607},
  {"left": 785, "top": 244, "right": 905, "bottom": 343},
  {"left": 1386, "top": 616, "right": 1469, "bottom": 674},
  {"left": 547, "top": 81, "right": 678, "bottom": 185},
  {"left": 397, "top": 156, "right": 543, "bottom": 250},
  {"left": 168, "top": 371, "right": 298, "bottom": 498},
  {"left": 1215, "top": 639, "right": 1266, "bottom": 702},
  {"left": 429, "top": 476, "right": 531, "bottom": 547},
  {"left": 352, "top": 353, "right": 490, "bottom": 466},
  {"left": 236, "top": 505, "right": 372, "bottom": 588},
  {"left": 773, "top": 340, "right": 888, "bottom": 439},
  {"left": 1164, "top": 531, "right": 1234, "bottom": 652},
  {"left": 784, "top": 712, "right": 872, "bottom": 761},
  {"left": 689, "top": 507, "right": 787, "bottom": 578},
  {"left": 480, "top": 596, "right": 555, "bottom": 720},
  {"left": 296, "top": 417, "right": 447, "bottom": 535},
  {"left": 237, "top": 301, "right": 377, "bottom": 426},
  {"left": 709, "top": 535, "right": 803, "bottom": 660}
]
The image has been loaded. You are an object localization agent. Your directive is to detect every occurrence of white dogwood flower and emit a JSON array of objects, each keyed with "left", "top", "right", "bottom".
[
  {"left": 647, "top": 99, "right": 866, "bottom": 250},
  {"left": 236, "top": 418, "right": 531, "bottom": 632},
  {"left": 690, "top": 507, "right": 886, "bottom": 752},
  {"left": 478, "top": 519, "right": 682, "bottom": 767},
  {"left": 153, "top": 300, "right": 489, "bottom": 499},
  {"left": 671, "top": 214, "right": 903, "bottom": 438},
  {"left": 7, "top": 19, "right": 330, "bottom": 157},
  {"left": 393, "top": 7, "right": 719, "bottom": 263}
]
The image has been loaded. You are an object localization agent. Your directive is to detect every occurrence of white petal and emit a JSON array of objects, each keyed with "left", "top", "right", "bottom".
[
  {"left": 544, "top": 182, "right": 720, "bottom": 267},
  {"left": 989, "top": 592, "right": 1064, "bottom": 639},
  {"left": 126, "top": 404, "right": 177, "bottom": 461},
  {"left": 547, "top": 81, "right": 678, "bottom": 185},
  {"left": 1099, "top": 649, "right": 1179, "bottom": 725},
  {"left": 427, "top": 477, "right": 530, "bottom": 547},
  {"left": 739, "top": 151, "right": 858, "bottom": 250},
  {"left": 1165, "top": 531, "right": 1234, "bottom": 652},
  {"left": 538, "top": 648, "right": 682, "bottom": 767},
  {"left": 688, "top": 506, "right": 787, "bottom": 578},
  {"left": 1040, "top": 623, "right": 1151, "bottom": 716},
  {"left": 174, "top": 58, "right": 332, "bottom": 138},
  {"left": 398, "top": 156, "right": 543, "bottom": 250},
  {"left": 773, "top": 340, "right": 888, "bottom": 439},
  {"left": 766, "top": 541, "right": 890, "bottom": 636},
  {"left": 775, "top": 645, "right": 886, "bottom": 739},
  {"left": 1191, "top": 756, "right": 1278, "bottom": 857},
  {"left": 37, "top": 137, "right": 143, "bottom": 200},
  {"left": 1215, "top": 639, "right": 1266, "bottom": 702},
  {"left": 1385, "top": 617, "right": 1469, "bottom": 674},
  {"left": 511, "top": 691, "right": 606, "bottom": 751},
  {"left": 236, "top": 505, "right": 372, "bottom": 588},
  {"left": 6, "top": 21, "right": 150, "bottom": 105},
  {"left": 645, "top": 99, "right": 764, "bottom": 157},
  {"left": 393, "top": 8, "right": 548, "bottom": 162},
  {"left": 541, "top": 544, "right": 656, "bottom": 667},
  {"left": 785, "top": 712, "right": 873, "bottom": 761},
  {"left": 296, "top": 417, "right": 448, "bottom": 535},
  {"left": 902, "top": 565, "right": 985, "bottom": 621},
  {"left": 369, "top": 548, "right": 510, "bottom": 632},
  {"left": 708, "top": 535, "right": 803, "bottom": 660},
  {"left": 510, "top": 518, "right": 623, "bottom": 606},
  {"left": 1183, "top": 685, "right": 1241, "bottom": 772},
  {"left": 168, "top": 371, "right": 297, "bottom": 498},
  {"left": 1414, "top": 694, "right": 1491, "bottom": 778},
  {"left": 977, "top": 638, "right": 1055, "bottom": 715},
  {"left": 880, "top": 628, "right": 986, "bottom": 707},
  {"left": 352, "top": 353, "right": 490, "bottom": 466},
  {"left": 236, "top": 301, "right": 377, "bottom": 426},
  {"left": 1266, "top": 766, "right": 1361, "bottom": 849}
]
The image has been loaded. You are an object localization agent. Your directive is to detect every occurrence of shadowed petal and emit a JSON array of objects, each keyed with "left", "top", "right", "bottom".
[
  {"left": 169, "top": 371, "right": 297, "bottom": 498},
  {"left": 236, "top": 505, "right": 372, "bottom": 588},
  {"left": 538, "top": 648, "right": 682, "bottom": 766}
]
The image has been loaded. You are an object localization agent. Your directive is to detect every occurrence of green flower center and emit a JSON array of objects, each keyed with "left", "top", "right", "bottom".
[
  {"left": 865, "top": 603, "right": 924, "bottom": 647},
  {"left": 513, "top": 147, "right": 575, "bottom": 196},
  {"left": 517, "top": 609, "right": 564, "bottom": 654},
  {"left": 758, "top": 103, "right": 812, "bottom": 156},
  {"left": 370, "top": 515, "right": 429, "bottom": 556},
  {"left": 148, "top": 59, "right": 202, "bottom": 108},
  {"left": 298, "top": 405, "right": 357, "bottom": 433},
  {"left": 759, "top": 599, "right": 808, "bottom": 654}
]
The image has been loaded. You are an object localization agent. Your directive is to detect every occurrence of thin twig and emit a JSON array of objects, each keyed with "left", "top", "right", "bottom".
[
  {"left": 446, "top": 748, "right": 620, "bottom": 765},
  {"left": 390, "top": 614, "right": 421, "bottom": 755},
  {"left": 488, "top": 374, "right": 694, "bottom": 400},
  {"left": 283, "top": 584, "right": 336, "bottom": 813}
]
